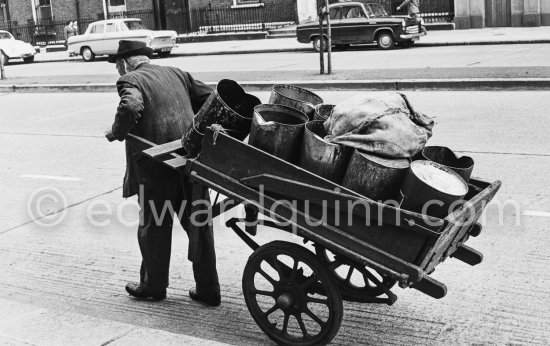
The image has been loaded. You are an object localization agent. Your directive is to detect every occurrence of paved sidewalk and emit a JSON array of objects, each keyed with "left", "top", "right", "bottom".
[
  {"left": 0, "top": 298, "right": 231, "bottom": 346},
  {"left": 33, "top": 26, "right": 550, "bottom": 63}
]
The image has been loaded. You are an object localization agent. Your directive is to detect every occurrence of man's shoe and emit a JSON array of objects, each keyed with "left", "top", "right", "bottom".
[
  {"left": 189, "top": 288, "right": 221, "bottom": 307},
  {"left": 125, "top": 282, "right": 166, "bottom": 301}
]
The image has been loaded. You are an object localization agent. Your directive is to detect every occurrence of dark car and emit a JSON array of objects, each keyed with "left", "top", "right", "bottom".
[{"left": 296, "top": 2, "right": 426, "bottom": 51}]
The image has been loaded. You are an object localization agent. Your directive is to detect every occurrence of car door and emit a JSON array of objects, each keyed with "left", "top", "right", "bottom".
[
  {"left": 337, "top": 4, "right": 370, "bottom": 44},
  {"left": 102, "top": 21, "right": 120, "bottom": 55},
  {"left": 327, "top": 6, "right": 344, "bottom": 44},
  {"left": 87, "top": 23, "right": 105, "bottom": 54}
]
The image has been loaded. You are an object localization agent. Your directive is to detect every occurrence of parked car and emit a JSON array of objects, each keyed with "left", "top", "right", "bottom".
[
  {"left": 296, "top": 2, "right": 427, "bottom": 51},
  {"left": 67, "top": 18, "right": 177, "bottom": 62},
  {"left": 0, "top": 30, "right": 36, "bottom": 64}
]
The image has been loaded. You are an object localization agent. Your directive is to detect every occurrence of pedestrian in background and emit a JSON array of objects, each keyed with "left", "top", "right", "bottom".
[
  {"left": 104, "top": 40, "right": 221, "bottom": 306},
  {"left": 63, "top": 20, "right": 76, "bottom": 47},
  {"left": 397, "top": 0, "right": 420, "bottom": 20}
]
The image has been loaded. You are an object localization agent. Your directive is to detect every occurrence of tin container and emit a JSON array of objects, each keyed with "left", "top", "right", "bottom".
[
  {"left": 298, "top": 120, "right": 352, "bottom": 183},
  {"left": 422, "top": 146, "right": 474, "bottom": 183},
  {"left": 400, "top": 160, "right": 469, "bottom": 219},
  {"left": 182, "top": 79, "right": 261, "bottom": 157},
  {"left": 269, "top": 84, "right": 323, "bottom": 120},
  {"left": 248, "top": 104, "right": 309, "bottom": 163},
  {"left": 313, "top": 104, "right": 335, "bottom": 121},
  {"left": 342, "top": 150, "right": 410, "bottom": 201}
]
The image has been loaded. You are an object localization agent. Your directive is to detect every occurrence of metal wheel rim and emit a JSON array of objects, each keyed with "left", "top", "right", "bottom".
[
  {"left": 82, "top": 49, "right": 92, "bottom": 60},
  {"left": 380, "top": 35, "right": 391, "bottom": 47},
  {"left": 243, "top": 241, "right": 343, "bottom": 346}
]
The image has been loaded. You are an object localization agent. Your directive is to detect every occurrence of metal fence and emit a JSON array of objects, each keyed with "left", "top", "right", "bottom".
[
  {"left": 369, "top": 0, "right": 454, "bottom": 22},
  {"left": 0, "top": 10, "right": 155, "bottom": 46},
  {"left": 188, "top": 3, "right": 298, "bottom": 34}
]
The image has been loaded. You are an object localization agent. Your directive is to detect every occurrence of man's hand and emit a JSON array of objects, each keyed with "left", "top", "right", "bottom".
[
  {"left": 105, "top": 129, "right": 116, "bottom": 142},
  {"left": 397, "top": 5, "right": 402, "bottom": 10}
]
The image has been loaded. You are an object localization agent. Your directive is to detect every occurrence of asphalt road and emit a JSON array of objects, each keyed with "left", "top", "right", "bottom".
[
  {"left": 0, "top": 90, "right": 549, "bottom": 345},
  {"left": 1, "top": 44, "right": 550, "bottom": 85}
]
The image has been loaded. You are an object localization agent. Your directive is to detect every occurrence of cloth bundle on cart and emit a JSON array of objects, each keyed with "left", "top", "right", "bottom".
[{"left": 324, "top": 92, "right": 435, "bottom": 159}]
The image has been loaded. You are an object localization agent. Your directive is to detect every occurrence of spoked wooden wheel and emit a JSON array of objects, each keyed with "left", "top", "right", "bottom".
[
  {"left": 314, "top": 244, "right": 397, "bottom": 301},
  {"left": 243, "top": 241, "right": 343, "bottom": 346}
]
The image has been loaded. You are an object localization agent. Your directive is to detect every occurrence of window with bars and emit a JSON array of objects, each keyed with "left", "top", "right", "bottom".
[
  {"left": 109, "top": 0, "right": 125, "bottom": 6},
  {"left": 235, "top": 0, "right": 261, "bottom": 5},
  {"left": 36, "top": 0, "right": 53, "bottom": 21}
]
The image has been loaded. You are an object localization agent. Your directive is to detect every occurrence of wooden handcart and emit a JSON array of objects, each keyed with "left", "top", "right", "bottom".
[{"left": 127, "top": 128, "right": 501, "bottom": 346}]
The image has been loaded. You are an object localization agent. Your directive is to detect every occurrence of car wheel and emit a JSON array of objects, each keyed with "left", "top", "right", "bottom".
[
  {"left": 312, "top": 36, "right": 328, "bottom": 52},
  {"left": 81, "top": 47, "right": 95, "bottom": 62},
  {"left": 1, "top": 51, "right": 8, "bottom": 65},
  {"left": 158, "top": 51, "right": 171, "bottom": 58},
  {"left": 399, "top": 40, "right": 414, "bottom": 48},
  {"left": 23, "top": 56, "right": 35, "bottom": 63},
  {"left": 376, "top": 32, "right": 395, "bottom": 50}
]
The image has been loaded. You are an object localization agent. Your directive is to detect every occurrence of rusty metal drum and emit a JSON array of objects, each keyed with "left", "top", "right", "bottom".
[
  {"left": 248, "top": 104, "right": 309, "bottom": 163},
  {"left": 269, "top": 84, "right": 323, "bottom": 120},
  {"left": 342, "top": 150, "right": 410, "bottom": 201},
  {"left": 422, "top": 146, "right": 474, "bottom": 183},
  {"left": 313, "top": 104, "right": 335, "bottom": 121},
  {"left": 182, "top": 79, "right": 261, "bottom": 158},
  {"left": 298, "top": 120, "right": 352, "bottom": 183}
]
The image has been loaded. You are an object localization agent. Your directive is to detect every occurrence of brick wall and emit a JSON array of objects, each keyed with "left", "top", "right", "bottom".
[
  {"left": 6, "top": 0, "right": 154, "bottom": 24},
  {"left": 126, "top": 0, "right": 152, "bottom": 12},
  {"left": 6, "top": 0, "right": 33, "bottom": 23}
]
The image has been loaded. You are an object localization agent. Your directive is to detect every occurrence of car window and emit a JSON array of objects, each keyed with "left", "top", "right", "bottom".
[
  {"left": 329, "top": 7, "right": 341, "bottom": 20},
  {"left": 365, "top": 4, "right": 387, "bottom": 17},
  {"left": 90, "top": 24, "right": 104, "bottom": 34},
  {"left": 105, "top": 22, "right": 117, "bottom": 33},
  {"left": 0, "top": 32, "right": 12, "bottom": 39},
  {"left": 342, "top": 6, "right": 366, "bottom": 19},
  {"left": 124, "top": 20, "right": 146, "bottom": 30}
]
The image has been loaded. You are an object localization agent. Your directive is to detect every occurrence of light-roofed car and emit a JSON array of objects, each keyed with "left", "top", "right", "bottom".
[
  {"left": 67, "top": 18, "right": 177, "bottom": 62},
  {"left": 0, "top": 30, "right": 36, "bottom": 64}
]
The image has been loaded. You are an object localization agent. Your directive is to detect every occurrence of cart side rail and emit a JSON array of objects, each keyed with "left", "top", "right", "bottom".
[{"left": 419, "top": 179, "right": 502, "bottom": 272}]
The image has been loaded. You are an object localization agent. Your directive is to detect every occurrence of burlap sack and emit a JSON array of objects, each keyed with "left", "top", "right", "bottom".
[{"left": 324, "top": 92, "right": 435, "bottom": 158}]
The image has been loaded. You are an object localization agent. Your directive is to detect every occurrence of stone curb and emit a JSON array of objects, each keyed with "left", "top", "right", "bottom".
[{"left": 2, "top": 78, "right": 550, "bottom": 93}]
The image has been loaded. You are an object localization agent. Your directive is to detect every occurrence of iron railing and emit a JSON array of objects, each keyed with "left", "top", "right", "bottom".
[
  {"left": 190, "top": 3, "right": 298, "bottom": 34},
  {"left": 369, "top": 0, "right": 454, "bottom": 22}
]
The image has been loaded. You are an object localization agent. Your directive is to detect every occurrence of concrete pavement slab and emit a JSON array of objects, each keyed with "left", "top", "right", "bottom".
[
  {"left": 0, "top": 298, "right": 231, "bottom": 346},
  {"left": 1, "top": 91, "right": 550, "bottom": 345}
]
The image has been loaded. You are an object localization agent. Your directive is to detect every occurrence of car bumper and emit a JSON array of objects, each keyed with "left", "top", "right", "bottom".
[
  {"left": 400, "top": 31, "right": 427, "bottom": 40},
  {"left": 152, "top": 44, "right": 178, "bottom": 52}
]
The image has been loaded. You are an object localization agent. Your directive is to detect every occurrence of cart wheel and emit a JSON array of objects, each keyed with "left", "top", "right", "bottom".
[
  {"left": 243, "top": 241, "right": 343, "bottom": 346},
  {"left": 314, "top": 245, "right": 397, "bottom": 301}
]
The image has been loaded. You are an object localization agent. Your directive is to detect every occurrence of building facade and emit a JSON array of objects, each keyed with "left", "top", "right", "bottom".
[{"left": 455, "top": 0, "right": 550, "bottom": 28}]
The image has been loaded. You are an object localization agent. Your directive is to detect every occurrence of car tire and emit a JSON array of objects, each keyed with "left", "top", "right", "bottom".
[
  {"left": 312, "top": 36, "right": 328, "bottom": 52},
  {"left": 81, "top": 47, "right": 95, "bottom": 62},
  {"left": 399, "top": 40, "right": 414, "bottom": 48},
  {"left": 158, "top": 51, "right": 171, "bottom": 58},
  {"left": 1, "top": 51, "right": 8, "bottom": 65},
  {"left": 23, "top": 56, "right": 35, "bottom": 63},
  {"left": 376, "top": 32, "right": 395, "bottom": 50}
]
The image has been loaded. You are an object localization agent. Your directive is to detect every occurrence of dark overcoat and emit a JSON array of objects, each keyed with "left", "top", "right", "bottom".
[{"left": 110, "top": 63, "right": 212, "bottom": 197}]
